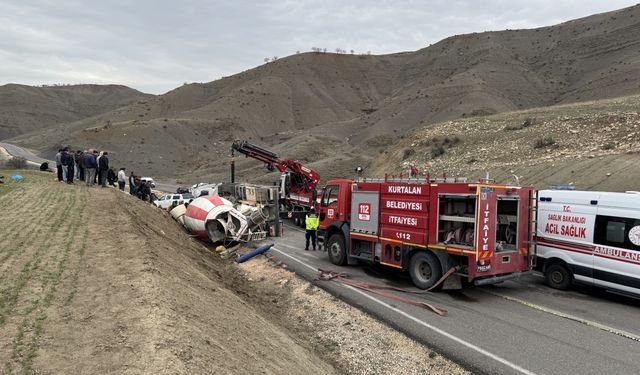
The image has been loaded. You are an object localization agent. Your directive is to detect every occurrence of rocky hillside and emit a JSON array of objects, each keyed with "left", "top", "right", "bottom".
[
  {"left": 0, "top": 84, "right": 150, "bottom": 140},
  {"left": 369, "top": 94, "right": 640, "bottom": 192},
  {"left": 7, "top": 4, "right": 640, "bottom": 185}
]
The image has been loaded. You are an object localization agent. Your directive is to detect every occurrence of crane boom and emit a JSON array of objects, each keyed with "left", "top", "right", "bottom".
[{"left": 231, "top": 140, "right": 320, "bottom": 192}]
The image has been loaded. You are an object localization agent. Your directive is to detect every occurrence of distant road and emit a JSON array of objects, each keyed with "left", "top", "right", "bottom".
[
  {"left": 0, "top": 142, "right": 53, "bottom": 165},
  {"left": 0, "top": 142, "right": 178, "bottom": 192},
  {"left": 154, "top": 182, "right": 178, "bottom": 193}
]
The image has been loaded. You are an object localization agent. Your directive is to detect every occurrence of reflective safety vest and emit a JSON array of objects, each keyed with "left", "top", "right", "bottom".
[{"left": 306, "top": 214, "right": 319, "bottom": 230}]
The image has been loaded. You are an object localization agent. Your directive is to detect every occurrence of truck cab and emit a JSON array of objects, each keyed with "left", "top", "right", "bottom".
[{"left": 318, "top": 179, "right": 352, "bottom": 257}]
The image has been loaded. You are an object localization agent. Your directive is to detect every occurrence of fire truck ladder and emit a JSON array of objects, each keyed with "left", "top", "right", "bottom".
[{"left": 527, "top": 190, "right": 538, "bottom": 267}]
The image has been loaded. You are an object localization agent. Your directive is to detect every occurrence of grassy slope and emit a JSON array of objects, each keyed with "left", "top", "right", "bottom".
[{"left": 0, "top": 171, "right": 335, "bottom": 374}]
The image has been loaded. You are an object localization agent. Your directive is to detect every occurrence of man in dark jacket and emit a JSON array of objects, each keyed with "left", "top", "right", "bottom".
[
  {"left": 98, "top": 151, "right": 109, "bottom": 187},
  {"left": 83, "top": 150, "right": 97, "bottom": 187},
  {"left": 60, "top": 148, "right": 72, "bottom": 182},
  {"left": 75, "top": 150, "right": 84, "bottom": 181},
  {"left": 66, "top": 150, "right": 75, "bottom": 184},
  {"left": 129, "top": 171, "right": 137, "bottom": 196}
]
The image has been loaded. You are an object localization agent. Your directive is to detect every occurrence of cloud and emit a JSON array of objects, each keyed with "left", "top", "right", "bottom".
[{"left": 0, "top": 0, "right": 637, "bottom": 94}]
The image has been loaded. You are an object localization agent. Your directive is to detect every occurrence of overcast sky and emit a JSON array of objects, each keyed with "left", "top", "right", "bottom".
[{"left": 1, "top": 0, "right": 637, "bottom": 94}]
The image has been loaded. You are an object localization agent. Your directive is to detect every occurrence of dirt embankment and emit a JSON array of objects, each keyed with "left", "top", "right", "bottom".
[{"left": 0, "top": 171, "right": 466, "bottom": 374}]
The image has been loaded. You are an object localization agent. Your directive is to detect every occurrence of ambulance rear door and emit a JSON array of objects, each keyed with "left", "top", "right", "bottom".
[{"left": 537, "top": 190, "right": 597, "bottom": 285}]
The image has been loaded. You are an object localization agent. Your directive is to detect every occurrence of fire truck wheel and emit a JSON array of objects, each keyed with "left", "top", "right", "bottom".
[
  {"left": 545, "top": 263, "right": 572, "bottom": 290},
  {"left": 409, "top": 252, "right": 442, "bottom": 290},
  {"left": 327, "top": 234, "right": 347, "bottom": 266}
]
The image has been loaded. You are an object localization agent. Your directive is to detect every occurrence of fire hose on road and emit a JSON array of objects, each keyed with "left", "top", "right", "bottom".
[{"left": 315, "top": 266, "right": 457, "bottom": 317}]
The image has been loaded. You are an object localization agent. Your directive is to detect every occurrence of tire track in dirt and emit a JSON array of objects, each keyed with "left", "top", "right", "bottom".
[{"left": 1, "top": 187, "right": 88, "bottom": 373}]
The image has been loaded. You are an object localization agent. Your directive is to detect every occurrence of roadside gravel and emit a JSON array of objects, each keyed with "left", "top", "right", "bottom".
[{"left": 238, "top": 256, "right": 469, "bottom": 375}]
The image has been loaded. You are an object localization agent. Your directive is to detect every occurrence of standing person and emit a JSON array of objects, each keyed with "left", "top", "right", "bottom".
[
  {"left": 60, "top": 148, "right": 71, "bottom": 182},
  {"left": 55, "top": 149, "right": 63, "bottom": 182},
  {"left": 75, "top": 150, "right": 83, "bottom": 181},
  {"left": 98, "top": 151, "right": 109, "bottom": 187},
  {"left": 83, "top": 149, "right": 97, "bottom": 187},
  {"left": 93, "top": 150, "right": 100, "bottom": 184},
  {"left": 128, "top": 171, "right": 137, "bottom": 196},
  {"left": 304, "top": 206, "right": 319, "bottom": 251},
  {"left": 67, "top": 150, "right": 75, "bottom": 184},
  {"left": 117, "top": 168, "right": 126, "bottom": 191}
]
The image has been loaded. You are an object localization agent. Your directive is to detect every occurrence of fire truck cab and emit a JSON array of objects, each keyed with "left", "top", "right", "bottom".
[{"left": 318, "top": 177, "right": 535, "bottom": 289}]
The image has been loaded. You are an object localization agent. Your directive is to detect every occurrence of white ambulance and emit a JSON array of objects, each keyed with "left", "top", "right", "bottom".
[{"left": 536, "top": 190, "right": 640, "bottom": 297}]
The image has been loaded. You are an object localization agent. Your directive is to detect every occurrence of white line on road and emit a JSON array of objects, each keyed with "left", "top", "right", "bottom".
[
  {"left": 271, "top": 246, "right": 538, "bottom": 375},
  {"left": 283, "top": 223, "right": 306, "bottom": 233},
  {"left": 482, "top": 290, "right": 640, "bottom": 343}
]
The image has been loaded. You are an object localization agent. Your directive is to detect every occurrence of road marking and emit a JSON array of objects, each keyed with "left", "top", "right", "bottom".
[
  {"left": 283, "top": 223, "right": 306, "bottom": 233},
  {"left": 482, "top": 290, "right": 640, "bottom": 343},
  {"left": 271, "top": 246, "right": 537, "bottom": 375}
]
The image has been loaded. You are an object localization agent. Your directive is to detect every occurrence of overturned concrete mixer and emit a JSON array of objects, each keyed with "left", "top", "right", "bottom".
[{"left": 172, "top": 195, "right": 268, "bottom": 243}]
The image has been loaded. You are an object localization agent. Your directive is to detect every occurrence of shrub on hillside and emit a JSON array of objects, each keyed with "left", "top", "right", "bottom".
[
  {"left": 402, "top": 148, "right": 415, "bottom": 160},
  {"left": 600, "top": 143, "right": 615, "bottom": 150},
  {"left": 505, "top": 117, "right": 537, "bottom": 131},
  {"left": 533, "top": 136, "right": 555, "bottom": 149},
  {"left": 7, "top": 156, "right": 27, "bottom": 169},
  {"left": 431, "top": 145, "right": 446, "bottom": 158}
]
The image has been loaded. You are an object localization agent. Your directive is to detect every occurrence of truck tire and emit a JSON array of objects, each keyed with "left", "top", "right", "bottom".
[
  {"left": 409, "top": 252, "right": 443, "bottom": 290},
  {"left": 327, "top": 234, "right": 347, "bottom": 266},
  {"left": 545, "top": 263, "right": 572, "bottom": 290}
]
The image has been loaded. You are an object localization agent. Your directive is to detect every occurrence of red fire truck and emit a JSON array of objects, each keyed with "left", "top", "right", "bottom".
[{"left": 318, "top": 177, "right": 536, "bottom": 289}]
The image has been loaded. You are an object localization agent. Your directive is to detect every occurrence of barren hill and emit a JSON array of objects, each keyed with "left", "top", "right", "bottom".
[
  {"left": 369, "top": 94, "right": 640, "bottom": 192},
  {"left": 0, "top": 84, "right": 150, "bottom": 140},
  {"left": 7, "top": 4, "right": 640, "bottom": 185}
]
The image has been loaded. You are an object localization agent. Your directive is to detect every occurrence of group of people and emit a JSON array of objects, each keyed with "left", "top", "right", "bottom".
[
  {"left": 127, "top": 172, "right": 154, "bottom": 202},
  {"left": 54, "top": 147, "right": 113, "bottom": 187},
  {"left": 52, "top": 147, "right": 154, "bottom": 202}
]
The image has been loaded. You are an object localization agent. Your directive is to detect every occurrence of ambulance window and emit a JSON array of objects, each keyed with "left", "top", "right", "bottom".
[
  {"left": 594, "top": 215, "right": 640, "bottom": 251},
  {"left": 605, "top": 221, "right": 625, "bottom": 243},
  {"left": 322, "top": 185, "right": 340, "bottom": 206}
]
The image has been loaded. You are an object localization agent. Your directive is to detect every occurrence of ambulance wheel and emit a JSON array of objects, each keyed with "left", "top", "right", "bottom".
[
  {"left": 327, "top": 234, "right": 347, "bottom": 266},
  {"left": 409, "top": 252, "right": 442, "bottom": 290},
  {"left": 545, "top": 263, "right": 572, "bottom": 290}
]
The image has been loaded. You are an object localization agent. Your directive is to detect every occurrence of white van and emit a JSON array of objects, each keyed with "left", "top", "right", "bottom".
[{"left": 536, "top": 190, "right": 640, "bottom": 297}]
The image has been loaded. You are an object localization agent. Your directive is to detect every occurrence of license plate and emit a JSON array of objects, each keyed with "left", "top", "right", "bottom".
[{"left": 476, "top": 264, "right": 492, "bottom": 272}]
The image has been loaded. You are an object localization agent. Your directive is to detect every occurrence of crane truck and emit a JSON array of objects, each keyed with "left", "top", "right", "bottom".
[
  {"left": 231, "top": 140, "right": 319, "bottom": 224},
  {"left": 318, "top": 175, "right": 536, "bottom": 289}
]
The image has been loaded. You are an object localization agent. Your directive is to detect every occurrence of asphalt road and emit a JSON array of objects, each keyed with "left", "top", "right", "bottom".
[
  {"left": 270, "top": 223, "right": 640, "bottom": 375},
  {"left": 0, "top": 142, "right": 53, "bottom": 165}
]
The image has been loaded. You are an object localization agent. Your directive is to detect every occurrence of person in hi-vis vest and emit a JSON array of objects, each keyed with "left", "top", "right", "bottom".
[{"left": 305, "top": 206, "right": 319, "bottom": 251}]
